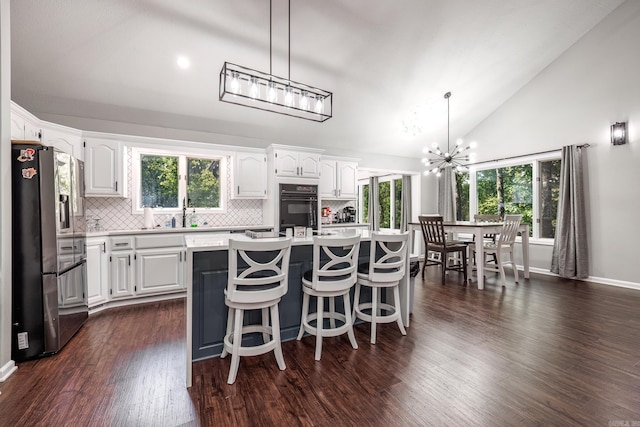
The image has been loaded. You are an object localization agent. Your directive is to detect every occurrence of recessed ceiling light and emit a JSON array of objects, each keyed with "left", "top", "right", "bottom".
[{"left": 177, "top": 56, "right": 190, "bottom": 69}]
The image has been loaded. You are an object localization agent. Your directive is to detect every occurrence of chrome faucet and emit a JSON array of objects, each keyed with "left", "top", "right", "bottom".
[{"left": 182, "top": 198, "right": 187, "bottom": 228}]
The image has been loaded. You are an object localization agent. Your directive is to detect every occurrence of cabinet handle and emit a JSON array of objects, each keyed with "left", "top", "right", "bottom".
[
  {"left": 114, "top": 243, "right": 127, "bottom": 247},
  {"left": 338, "top": 189, "right": 341, "bottom": 196},
  {"left": 115, "top": 181, "right": 118, "bottom": 192},
  {"left": 179, "top": 252, "right": 182, "bottom": 262},
  {"left": 102, "top": 242, "right": 106, "bottom": 253},
  {"left": 300, "top": 166, "right": 303, "bottom": 175},
  {"left": 296, "top": 166, "right": 299, "bottom": 175},
  {"left": 237, "top": 185, "right": 240, "bottom": 194},
  {"left": 128, "top": 255, "right": 130, "bottom": 266}
]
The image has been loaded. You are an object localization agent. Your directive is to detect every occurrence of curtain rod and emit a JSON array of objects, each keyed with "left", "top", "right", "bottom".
[{"left": 469, "top": 143, "right": 590, "bottom": 167}]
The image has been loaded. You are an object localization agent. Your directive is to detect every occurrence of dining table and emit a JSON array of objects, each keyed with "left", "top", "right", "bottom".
[{"left": 410, "top": 221, "right": 530, "bottom": 290}]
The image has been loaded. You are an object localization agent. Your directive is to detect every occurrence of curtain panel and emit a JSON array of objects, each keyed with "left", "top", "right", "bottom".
[
  {"left": 551, "top": 145, "right": 589, "bottom": 279},
  {"left": 438, "top": 168, "right": 457, "bottom": 221}
]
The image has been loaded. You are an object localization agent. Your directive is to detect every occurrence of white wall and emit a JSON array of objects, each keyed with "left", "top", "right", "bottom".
[
  {"left": 0, "top": 0, "right": 17, "bottom": 381},
  {"left": 465, "top": 0, "right": 640, "bottom": 286}
]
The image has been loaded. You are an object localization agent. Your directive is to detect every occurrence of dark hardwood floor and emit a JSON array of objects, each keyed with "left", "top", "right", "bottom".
[{"left": 1, "top": 270, "right": 639, "bottom": 426}]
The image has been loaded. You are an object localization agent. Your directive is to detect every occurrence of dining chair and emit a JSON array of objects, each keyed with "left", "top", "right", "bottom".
[
  {"left": 468, "top": 214, "right": 522, "bottom": 287},
  {"left": 220, "top": 238, "right": 292, "bottom": 384},
  {"left": 473, "top": 214, "right": 501, "bottom": 265},
  {"left": 297, "top": 235, "right": 361, "bottom": 361},
  {"left": 353, "top": 231, "right": 409, "bottom": 344},
  {"left": 418, "top": 215, "right": 468, "bottom": 284}
]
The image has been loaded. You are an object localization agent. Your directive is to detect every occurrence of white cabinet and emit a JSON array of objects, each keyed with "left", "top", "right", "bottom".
[
  {"left": 273, "top": 148, "right": 321, "bottom": 178},
  {"left": 319, "top": 159, "right": 357, "bottom": 199},
  {"left": 136, "top": 248, "right": 184, "bottom": 295},
  {"left": 85, "top": 138, "right": 127, "bottom": 197},
  {"left": 41, "top": 123, "right": 84, "bottom": 161},
  {"left": 10, "top": 102, "right": 41, "bottom": 141},
  {"left": 233, "top": 152, "right": 267, "bottom": 198},
  {"left": 86, "top": 237, "right": 109, "bottom": 307},
  {"left": 109, "top": 236, "right": 135, "bottom": 299},
  {"left": 106, "top": 234, "right": 186, "bottom": 302}
]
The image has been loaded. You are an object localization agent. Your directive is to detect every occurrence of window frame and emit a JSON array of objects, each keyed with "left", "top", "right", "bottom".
[
  {"left": 468, "top": 151, "right": 560, "bottom": 243},
  {"left": 358, "top": 174, "right": 403, "bottom": 231},
  {"left": 131, "top": 147, "right": 227, "bottom": 215}
]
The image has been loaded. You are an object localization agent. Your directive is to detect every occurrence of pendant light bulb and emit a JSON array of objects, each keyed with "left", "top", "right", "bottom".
[
  {"left": 315, "top": 96, "right": 324, "bottom": 114},
  {"left": 230, "top": 72, "right": 240, "bottom": 94},
  {"left": 300, "top": 91, "right": 309, "bottom": 110},
  {"left": 268, "top": 82, "right": 277, "bottom": 103},
  {"left": 250, "top": 77, "right": 259, "bottom": 99},
  {"left": 284, "top": 86, "right": 293, "bottom": 107}
]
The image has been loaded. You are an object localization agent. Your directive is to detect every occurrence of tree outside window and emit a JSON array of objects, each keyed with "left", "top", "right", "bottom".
[
  {"left": 187, "top": 158, "right": 220, "bottom": 208},
  {"left": 136, "top": 150, "right": 224, "bottom": 211},
  {"left": 140, "top": 155, "right": 179, "bottom": 208},
  {"left": 476, "top": 164, "right": 533, "bottom": 233}
]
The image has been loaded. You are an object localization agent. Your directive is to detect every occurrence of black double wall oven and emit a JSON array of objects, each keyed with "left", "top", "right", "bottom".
[{"left": 278, "top": 183, "right": 318, "bottom": 233}]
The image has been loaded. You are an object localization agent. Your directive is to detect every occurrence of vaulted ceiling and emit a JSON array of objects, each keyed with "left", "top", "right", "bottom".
[{"left": 10, "top": 0, "right": 625, "bottom": 159}]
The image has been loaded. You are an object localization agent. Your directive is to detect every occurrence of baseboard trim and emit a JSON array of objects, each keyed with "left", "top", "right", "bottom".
[
  {"left": 89, "top": 292, "right": 186, "bottom": 316},
  {"left": 0, "top": 360, "right": 17, "bottom": 382},
  {"left": 525, "top": 266, "right": 640, "bottom": 291}
]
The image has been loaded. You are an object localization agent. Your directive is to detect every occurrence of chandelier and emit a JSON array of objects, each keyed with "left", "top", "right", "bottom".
[
  {"left": 219, "top": 0, "right": 332, "bottom": 122},
  {"left": 422, "top": 92, "right": 476, "bottom": 176}
]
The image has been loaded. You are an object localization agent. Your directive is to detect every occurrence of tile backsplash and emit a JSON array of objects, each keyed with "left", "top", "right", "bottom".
[{"left": 86, "top": 148, "right": 263, "bottom": 231}]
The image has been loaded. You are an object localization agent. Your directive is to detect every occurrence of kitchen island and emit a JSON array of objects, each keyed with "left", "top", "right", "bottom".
[{"left": 184, "top": 230, "right": 412, "bottom": 387}]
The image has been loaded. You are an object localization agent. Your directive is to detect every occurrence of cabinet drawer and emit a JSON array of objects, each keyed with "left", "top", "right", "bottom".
[
  {"left": 110, "top": 236, "right": 134, "bottom": 251},
  {"left": 135, "top": 234, "right": 185, "bottom": 249}
]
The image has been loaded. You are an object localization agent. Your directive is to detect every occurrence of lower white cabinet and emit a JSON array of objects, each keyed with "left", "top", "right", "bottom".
[
  {"left": 136, "top": 247, "right": 184, "bottom": 295},
  {"left": 104, "top": 234, "right": 186, "bottom": 303},
  {"left": 110, "top": 250, "right": 136, "bottom": 300},
  {"left": 86, "top": 237, "right": 109, "bottom": 307}
]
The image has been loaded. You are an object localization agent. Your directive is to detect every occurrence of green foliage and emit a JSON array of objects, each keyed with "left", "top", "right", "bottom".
[
  {"left": 187, "top": 158, "right": 220, "bottom": 208},
  {"left": 477, "top": 164, "right": 533, "bottom": 235},
  {"left": 362, "top": 184, "right": 369, "bottom": 223},
  {"left": 394, "top": 178, "right": 402, "bottom": 228},
  {"left": 140, "top": 155, "right": 178, "bottom": 207},
  {"left": 455, "top": 172, "right": 470, "bottom": 220},
  {"left": 378, "top": 181, "right": 391, "bottom": 228}
]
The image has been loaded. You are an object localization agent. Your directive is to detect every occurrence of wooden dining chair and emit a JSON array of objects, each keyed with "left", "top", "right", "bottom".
[
  {"left": 418, "top": 215, "right": 468, "bottom": 284},
  {"left": 473, "top": 214, "right": 501, "bottom": 265},
  {"left": 468, "top": 214, "right": 522, "bottom": 286}
]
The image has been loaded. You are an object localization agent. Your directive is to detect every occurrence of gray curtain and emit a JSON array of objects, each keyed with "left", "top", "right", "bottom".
[
  {"left": 400, "top": 175, "right": 412, "bottom": 232},
  {"left": 551, "top": 145, "right": 589, "bottom": 279},
  {"left": 369, "top": 176, "right": 380, "bottom": 231},
  {"left": 438, "top": 168, "right": 457, "bottom": 221}
]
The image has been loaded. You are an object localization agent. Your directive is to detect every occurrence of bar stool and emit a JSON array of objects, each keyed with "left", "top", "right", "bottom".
[
  {"left": 220, "top": 238, "right": 292, "bottom": 384},
  {"left": 353, "top": 231, "right": 409, "bottom": 344},
  {"left": 297, "top": 235, "right": 361, "bottom": 361}
]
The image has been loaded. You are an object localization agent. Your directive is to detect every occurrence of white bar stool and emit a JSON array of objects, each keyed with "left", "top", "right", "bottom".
[
  {"left": 296, "top": 235, "right": 361, "bottom": 361},
  {"left": 220, "top": 238, "right": 292, "bottom": 384},
  {"left": 353, "top": 231, "right": 409, "bottom": 344}
]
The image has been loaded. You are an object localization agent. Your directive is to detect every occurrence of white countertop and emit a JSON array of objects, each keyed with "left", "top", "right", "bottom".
[
  {"left": 87, "top": 224, "right": 274, "bottom": 238},
  {"left": 185, "top": 229, "right": 374, "bottom": 252}
]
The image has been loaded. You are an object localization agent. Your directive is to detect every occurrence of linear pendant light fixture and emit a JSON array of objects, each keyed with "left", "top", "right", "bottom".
[
  {"left": 421, "top": 91, "right": 477, "bottom": 176},
  {"left": 219, "top": 0, "right": 332, "bottom": 122}
]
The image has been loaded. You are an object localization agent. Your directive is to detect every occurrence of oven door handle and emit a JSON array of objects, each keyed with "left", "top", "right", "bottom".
[{"left": 280, "top": 197, "right": 318, "bottom": 202}]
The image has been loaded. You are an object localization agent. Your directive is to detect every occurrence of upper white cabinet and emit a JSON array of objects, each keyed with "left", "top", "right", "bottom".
[
  {"left": 233, "top": 152, "right": 267, "bottom": 198},
  {"left": 319, "top": 158, "right": 358, "bottom": 199},
  {"left": 85, "top": 138, "right": 127, "bottom": 197},
  {"left": 11, "top": 102, "right": 41, "bottom": 141},
  {"left": 273, "top": 148, "right": 321, "bottom": 178},
  {"left": 41, "top": 122, "right": 84, "bottom": 161}
]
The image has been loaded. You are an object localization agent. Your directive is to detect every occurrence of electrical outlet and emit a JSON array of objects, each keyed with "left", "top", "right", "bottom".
[{"left": 17, "top": 332, "right": 29, "bottom": 350}]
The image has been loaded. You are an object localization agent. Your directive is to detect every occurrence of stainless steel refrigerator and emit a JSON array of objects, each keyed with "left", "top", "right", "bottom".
[{"left": 11, "top": 142, "right": 88, "bottom": 362}]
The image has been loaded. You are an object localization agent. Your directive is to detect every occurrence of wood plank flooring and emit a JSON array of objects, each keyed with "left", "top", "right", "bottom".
[{"left": 1, "top": 270, "right": 639, "bottom": 426}]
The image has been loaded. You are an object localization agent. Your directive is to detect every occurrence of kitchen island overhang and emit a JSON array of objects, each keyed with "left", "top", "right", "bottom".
[{"left": 184, "top": 230, "right": 412, "bottom": 387}]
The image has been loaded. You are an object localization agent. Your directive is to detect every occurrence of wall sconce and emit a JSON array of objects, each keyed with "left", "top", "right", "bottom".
[{"left": 611, "top": 122, "right": 627, "bottom": 145}]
